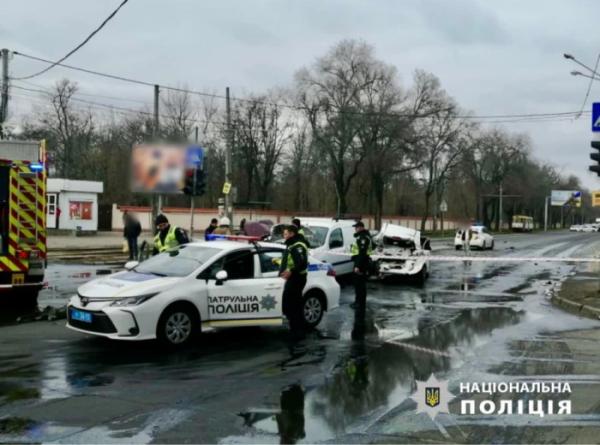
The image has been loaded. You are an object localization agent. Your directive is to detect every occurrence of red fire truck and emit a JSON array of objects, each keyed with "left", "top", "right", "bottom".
[{"left": 0, "top": 140, "right": 47, "bottom": 304}]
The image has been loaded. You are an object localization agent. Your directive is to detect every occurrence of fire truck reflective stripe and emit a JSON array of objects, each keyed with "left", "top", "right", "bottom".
[{"left": 0, "top": 256, "right": 23, "bottom": 272}]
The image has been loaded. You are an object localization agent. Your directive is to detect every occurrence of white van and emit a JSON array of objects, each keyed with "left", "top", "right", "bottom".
[{"left": 271, "top": 218, "right": 357, "bottom": 276}]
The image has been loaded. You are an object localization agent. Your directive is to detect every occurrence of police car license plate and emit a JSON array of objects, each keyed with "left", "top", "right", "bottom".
[{"left": 71, "top": 309, "right": 92, "bottom": 323}]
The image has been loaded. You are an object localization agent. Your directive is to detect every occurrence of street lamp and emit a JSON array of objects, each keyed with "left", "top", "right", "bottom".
[{"left": 563, "top": 52, "right": 600, "bottom": 79}]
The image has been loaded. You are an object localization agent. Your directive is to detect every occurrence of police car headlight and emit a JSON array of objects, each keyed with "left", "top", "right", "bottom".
[{"left": 110, "top": 293, "right": 159, "bottom": 307}]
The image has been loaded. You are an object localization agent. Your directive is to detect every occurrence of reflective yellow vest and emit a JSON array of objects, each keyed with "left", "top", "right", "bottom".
[
  {"left": 284, "top": 240, "right": 309, "bottom": 275},
  {"left": 154, "top": 226, "right": 179, "bottom": 253},
  {"left": 351, "top": 234, "right": 373, "bottom": 256}
]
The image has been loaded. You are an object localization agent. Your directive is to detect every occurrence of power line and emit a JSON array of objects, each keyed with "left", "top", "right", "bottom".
[
  {"left": 12, "top": 0, "right": 130, "bottom": 80},
  {"left": 11, "top": 50, "right": 590, "bottom": 122},
  {"left": 6, "top": 83, "right": 588, "bottom": 128},
  {"left": 9, "top": 84, "right": 226, "bottom": 127},
  {"left": 14, "top": 79, "right": 151, "bottom": 105}
]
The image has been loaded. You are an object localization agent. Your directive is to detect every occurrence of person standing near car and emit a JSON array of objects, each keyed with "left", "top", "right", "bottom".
[
  {"left": 462, "top": 226, "right": 471, "bottom": 256},
  {"left": 213, "top": 216, "right": 233, "bottom": 235},
  {"left": 279, "top": 225, "right": 309, "bottom": 340},
  {"left": 152, "top": 214, "right": 189, "bottom": 255},
  {"left": 292, "top": 218, "right": 308, "bottom": 245},
  {"left": 123, "top": 211, "right": 142, "bottom": 260},
  {"left": 351, "top": 220, "right": 373, "bottom": 340},
  {"left": 204, "top": 218, "right": 218, "bottom": 240}
]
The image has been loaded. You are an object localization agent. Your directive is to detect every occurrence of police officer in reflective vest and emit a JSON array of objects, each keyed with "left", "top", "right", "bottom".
[
  {"left": 152, "top": 214, "right": 189, "bottom": 255},
  {"left": 279, "top": 224, "right": 309, "bottom": 339},
  {"left": 351, "top": 220, "right": 373, "bottom": 339},
  {"left": 292, "top": 218, "right": 307, "bottom": 244}
]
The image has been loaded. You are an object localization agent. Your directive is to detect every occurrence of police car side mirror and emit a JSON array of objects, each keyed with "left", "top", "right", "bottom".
[
  {"left": 215, "top": 270, "right": 228, "bottom": 285},
  {"left": 124, "top": 261, "right": 139, "bottom": 271}
]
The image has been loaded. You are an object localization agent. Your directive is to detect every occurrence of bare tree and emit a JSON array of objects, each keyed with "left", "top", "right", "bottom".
[
  {"left": 412, "top": 73, "right": 471, "bottom": 231},
  {"left": 232, "top": 95, "right": 292, "bottom": 203},
  {"left": 38, "top": 79, "right": 94, "bottom": 178},
  {"left": 296, "top": 39, "right": 389, "bottom": 216}
]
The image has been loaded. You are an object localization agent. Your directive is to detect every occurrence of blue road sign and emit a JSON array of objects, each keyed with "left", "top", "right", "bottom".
[
  {"left": 185, "top": 146, "right": 204, "bottom": 168},
  {"left": 593, "top": 103, "right": 600, "bottom": 132}
]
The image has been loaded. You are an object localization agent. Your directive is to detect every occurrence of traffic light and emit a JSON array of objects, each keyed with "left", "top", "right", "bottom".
[
  {"left": 590, "top": 141, "right": 600, "bottom": 176},
  {"left": 194, "top": 169, "right": 206, "bottom": 196},
  {"left": 182, "top": 167, "right": 207, "bottom": 196}
]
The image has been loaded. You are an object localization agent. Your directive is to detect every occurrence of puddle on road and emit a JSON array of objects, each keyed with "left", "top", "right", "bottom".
[{"left": 234, "top": 303, "right": 524, "bottom": 443}]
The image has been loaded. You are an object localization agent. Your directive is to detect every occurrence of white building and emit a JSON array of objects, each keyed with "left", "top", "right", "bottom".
[{"left": 47, "top": 179, "right": 104, "bottom": 231}]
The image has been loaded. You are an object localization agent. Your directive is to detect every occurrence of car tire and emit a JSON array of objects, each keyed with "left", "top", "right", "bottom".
[
  {"left": 455, "top": 245, "right": 461, "bottom": 251},
  {"left": 413, "top": 265, "right": 428, "bottom": 286},
  {"left": 157, "top": 303, "right": 200, "bottom": 348},
  {"left": 302, "top": 291, "right": 325, "bottom": 329},
  {"left": 482, "top": 241, "right": 486, "bottom": 250},
  {"left": 490, "top": 241, "right": 495, "bottom": 250}
]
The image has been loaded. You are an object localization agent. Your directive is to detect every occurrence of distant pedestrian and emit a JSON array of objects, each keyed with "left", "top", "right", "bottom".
[
  {"left": 462, "top": 227, "right": 471, "bottom": 255},
  {"left": 351, "top": 220, "right": 373, "bottom": 340},
  {"left": 213, "top": 216, "right": 233, "bottom": 235},
  {"left": 123, "top": 211, "right": 142, "bottom": 260},
  {"left": 204, "top": 218, "right": 218, "bottom": 240},
  {"left": 240, "top": 218, "right": 247, "bottom": 235}
]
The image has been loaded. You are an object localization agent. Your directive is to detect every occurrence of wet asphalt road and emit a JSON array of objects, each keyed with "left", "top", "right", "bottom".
[{"left": 1, "top": 231, "right": 600, "bottom": 443}]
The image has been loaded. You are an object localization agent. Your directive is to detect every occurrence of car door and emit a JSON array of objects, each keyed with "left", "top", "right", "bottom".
[
  {"left": 205, "top": 249, "right": 283, "bottom": 326},
  {"left": 325, "top": 227, "right": 353, "bottom": 275}
]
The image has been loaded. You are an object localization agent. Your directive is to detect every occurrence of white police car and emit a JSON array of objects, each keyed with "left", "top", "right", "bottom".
[{"left": 66, "top": 236, "right": 340, "bottom": 347}]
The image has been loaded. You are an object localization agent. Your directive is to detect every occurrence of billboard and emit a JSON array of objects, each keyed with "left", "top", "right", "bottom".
[
  {"left": 551, "top": 190, "right": 581, "bottom": 207},
  {"left": 131, "top": 144, "right": 204, "bottom": 194},
  {"left": 592, "top": 191, "right": 600, "bottom": 207}
]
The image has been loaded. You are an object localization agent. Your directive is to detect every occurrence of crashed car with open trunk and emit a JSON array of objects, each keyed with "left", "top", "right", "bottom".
[{"left": 372, "top": 223, "right": 431, "bottom": 284}]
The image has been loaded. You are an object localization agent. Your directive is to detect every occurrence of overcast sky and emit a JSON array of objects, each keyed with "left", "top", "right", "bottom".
[{"left": 2, "top": 0, "right": 600, "bottom": 188}]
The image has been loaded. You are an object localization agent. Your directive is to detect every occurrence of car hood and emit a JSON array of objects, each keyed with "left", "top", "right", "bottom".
[
  {"left": 77, "top": 270, "right": 184, "bottom": 298},
  {"left": 375, "top": 223, "right": 421, "bottom": 246}
]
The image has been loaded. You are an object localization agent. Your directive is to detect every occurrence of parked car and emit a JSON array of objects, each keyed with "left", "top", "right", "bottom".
[
  {"left": 67, "top": 239, "right": 340, "bottom": 347},
  {"left": 454, "top": 225, "right": 494, "bottom": 250}
]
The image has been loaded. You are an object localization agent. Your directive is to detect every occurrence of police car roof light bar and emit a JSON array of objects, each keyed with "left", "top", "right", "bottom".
[{"left": 206, "top": 234, "right": 262, "bottom": 242}]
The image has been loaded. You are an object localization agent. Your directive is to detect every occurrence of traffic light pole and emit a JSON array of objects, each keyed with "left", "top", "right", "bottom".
[{"left": 189, "top": 165, "right": 197, "bottom": 237}]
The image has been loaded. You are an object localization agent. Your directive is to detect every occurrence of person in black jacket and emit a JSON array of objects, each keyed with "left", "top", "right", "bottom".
[
  {"left": 123, "top": 211, "right": 142, "bottom": 260},
  {"left": 204, "top": 218, "right": 218, "bottom": 240},
  {"left": 279, "top": 225, "right": 309, "bottom": 340},
  {"left": 350, "top": 220, "right": 373, "bottom": 339}
]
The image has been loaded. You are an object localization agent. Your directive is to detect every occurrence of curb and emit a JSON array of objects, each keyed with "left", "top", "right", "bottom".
[{"left": 551, "top": 295, "right": 600, "bottom": 320}]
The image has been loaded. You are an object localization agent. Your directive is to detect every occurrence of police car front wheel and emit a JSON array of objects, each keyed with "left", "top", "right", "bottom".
[{"left": 157, "top": 303, "right": 200, "bottom": 347}]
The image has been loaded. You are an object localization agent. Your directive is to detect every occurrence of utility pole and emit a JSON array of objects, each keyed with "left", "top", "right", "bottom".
[
  {"left": 152, "top": 84, "right": 161, "bottom": 229},
  {"left": 498, "top": 183, "right": 503, "bottom": 232},
  {"left": 189, "top": 126, "right": 199, "bottom": 238},
  {"left": 544, "top": 196, "right": 549, "bottom": 231},
  {"left": 225, "top": 87, "right": 233, "bottom": 223},
  {"left": 0, "top": 48, "right": 9, "bottom": 140}
]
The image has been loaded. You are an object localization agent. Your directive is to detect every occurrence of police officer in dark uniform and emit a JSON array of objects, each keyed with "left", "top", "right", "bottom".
[
  {"left": 279, "top": 224, "right": 309, "bottom": 340},
  {"left": 351, "top": 220, "right": 373, "bottom": 339},
  {"left": 292, "top": 218, "right": 308, "bottom": 245}
]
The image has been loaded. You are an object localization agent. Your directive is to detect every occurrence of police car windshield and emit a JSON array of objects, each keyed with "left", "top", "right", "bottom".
[
  {"left": 136, "top": 246, "right": 222, "bottom": 277},
  {"left": 306, "top": 226, "right": 328, "bottom": 247}
]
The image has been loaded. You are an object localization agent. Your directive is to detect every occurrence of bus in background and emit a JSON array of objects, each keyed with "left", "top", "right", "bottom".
[{"left": 512, "top": 215, "right": 533, "bottom": 232}]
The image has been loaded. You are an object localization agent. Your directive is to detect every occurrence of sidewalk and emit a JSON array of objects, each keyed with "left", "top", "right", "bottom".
[
  {"left": 552, "top": 269, "right": 600, "bottom": 320},
  {"left": 48, "top": 231, "right": 152, "bottom": 250}
]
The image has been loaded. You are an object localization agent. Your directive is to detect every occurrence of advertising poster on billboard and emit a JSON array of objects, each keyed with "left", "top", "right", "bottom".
[
  {"left": 550, "top": 190, "right": 581, "bottom": 207},
  {"left": 131, "top": 144, "right": 203, "bottom": 194}
]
